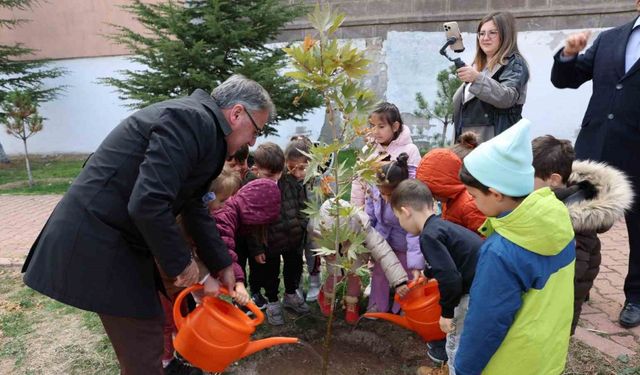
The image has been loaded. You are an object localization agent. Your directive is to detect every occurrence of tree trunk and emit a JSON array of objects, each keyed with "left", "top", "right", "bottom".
[
  {"left": 23, "top": 139, "right": 33, "bottom": 187},
  {"left": 0, "top": 141, "right": 10, "bottom": 163},
  {"left": 441, "top": 122, "right": 448, "bottom": 147}
]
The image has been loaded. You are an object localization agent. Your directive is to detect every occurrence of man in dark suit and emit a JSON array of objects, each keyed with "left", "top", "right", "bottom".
[
  {"left": 551, "top": 1, "right": 640, "bottom": 328},
  {"left": 22, "top": 74, "right": 274, "bottom": 373}
]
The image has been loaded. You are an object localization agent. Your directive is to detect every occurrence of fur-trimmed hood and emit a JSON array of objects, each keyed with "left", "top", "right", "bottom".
[{"left": 555, "top": 160, "right": 633, "bottom": 233}]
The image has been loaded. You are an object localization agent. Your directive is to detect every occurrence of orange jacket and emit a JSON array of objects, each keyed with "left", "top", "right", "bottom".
[{"left": 416, "top": 148, "right": 486, "bottom": 233}]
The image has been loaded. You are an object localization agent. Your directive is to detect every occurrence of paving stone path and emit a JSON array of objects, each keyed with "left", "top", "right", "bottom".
[{"left": 0, "top": 194, "right": 637, "bottom": 357}]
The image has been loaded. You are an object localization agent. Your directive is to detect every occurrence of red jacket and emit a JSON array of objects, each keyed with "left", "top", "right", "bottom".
[
  {"left": 212, "top": 179, "right": 281, "bottom": 281},
  {"left": 416, "top": 148, "right": 485, "bottom": 233}
]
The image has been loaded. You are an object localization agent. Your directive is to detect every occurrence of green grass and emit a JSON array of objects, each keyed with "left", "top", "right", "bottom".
[
  {"left": 0, "top": 269, "right": 118, "bottom": 374},
  {"left": 0, "top": 154, "right": 86, "bottom": 195}
]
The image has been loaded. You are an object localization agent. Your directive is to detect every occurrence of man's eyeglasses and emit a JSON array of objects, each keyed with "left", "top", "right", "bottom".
[
  {"left": 244, "top": 107, "right": 265, "bottom": 137},
  {"left": 477, "top": 30, "right": 499, "bottom": 39}
]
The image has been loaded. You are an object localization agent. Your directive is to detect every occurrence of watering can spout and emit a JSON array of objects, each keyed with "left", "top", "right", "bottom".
[
  {"left": 241, "top": 337, "right": 299, "bottom": 359},
  {"left": 362, "top": 312, "right": 412, "bottom": 330}
]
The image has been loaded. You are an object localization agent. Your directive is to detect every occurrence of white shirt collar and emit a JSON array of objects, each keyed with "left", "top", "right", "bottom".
[{"left": 634, "top": 16, "right": 640, "bottom": 30}]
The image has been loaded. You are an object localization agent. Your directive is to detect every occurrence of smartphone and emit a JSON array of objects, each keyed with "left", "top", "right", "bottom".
[{"left": 443, "top": 22, "right": 464, "bottom": 53}]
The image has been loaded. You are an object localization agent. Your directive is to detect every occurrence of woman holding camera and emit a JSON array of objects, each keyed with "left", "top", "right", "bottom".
[{"left": 453, "top": 11, "right": 529, "bottom": 142}]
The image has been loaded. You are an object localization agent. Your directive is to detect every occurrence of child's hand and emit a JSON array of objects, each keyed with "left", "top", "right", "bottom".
[
  {"left": 254, "top": 253, "right": 266, "bottom": 264},
  {"left": 439, "top": 317, "right": 454, "bottom": 334},
  {"left": 234, "top": 282, "right": 250, "bottom": 306},
  {"left": 203, "top": 276, "right": 222, "bottom": 297},
  {"left": 411, "top": 269, "right": 422, "bottom": 280},
  {"left": 395, "top": 284, "right": 410, "bottom": 298}
]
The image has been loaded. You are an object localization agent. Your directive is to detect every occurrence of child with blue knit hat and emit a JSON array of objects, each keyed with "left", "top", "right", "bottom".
[{"left": 453, "top": 119, "right": 576, "bottom": 375}]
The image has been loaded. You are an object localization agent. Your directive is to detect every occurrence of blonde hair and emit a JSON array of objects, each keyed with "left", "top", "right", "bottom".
[
  {"left": 209, "top": 168, "right": 242, "bottom": 197},
  {"left": 473, "top": 12, "right": 524, "bottom": 72}
]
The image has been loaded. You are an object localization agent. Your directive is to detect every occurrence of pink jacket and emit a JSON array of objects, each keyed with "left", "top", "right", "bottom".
[
  {"left": 212, "top": 179, "right": 281, "bottom": 281},
  {"left": 350, "top": 125, "right": 421, "bottom": 207}
]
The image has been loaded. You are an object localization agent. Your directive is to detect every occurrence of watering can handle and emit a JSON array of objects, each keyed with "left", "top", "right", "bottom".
[
  {"left": 172, "top": 284, "right": 265, "bottom": 330},
  {"left": 408, "top": 275, "right": 427, "bottom": 289},
  {"left": 173, "top": 284, "right": 203, "bottom": 330}
]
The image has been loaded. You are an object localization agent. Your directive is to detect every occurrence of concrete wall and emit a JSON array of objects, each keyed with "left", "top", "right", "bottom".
[
  {"left": 280, "top": 0, "right": 637, "bottom": 40},
  {"left": 0, "top": 27, "right": 601, "bottom": 154}
]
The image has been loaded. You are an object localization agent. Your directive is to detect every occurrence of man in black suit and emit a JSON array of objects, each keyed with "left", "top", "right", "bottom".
[
  {"left": 22, "top": 74, "right": 274, "bottom": 373},
  {"left": 551, "top": 1, "right": 640, "bottom": 328}
]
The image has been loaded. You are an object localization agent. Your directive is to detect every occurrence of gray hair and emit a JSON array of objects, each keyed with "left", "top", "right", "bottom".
[{"left": 211, "top": 74, "right": 276, "bottom": 120}]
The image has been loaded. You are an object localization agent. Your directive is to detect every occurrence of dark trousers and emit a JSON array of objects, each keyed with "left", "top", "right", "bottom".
[
  {"left": 237, "top": 250, "right": 262, "bottom": 294},
  {"left": 99, "top": 313, "right": 164, "bottom": 375},
  {"left": 624, "top": 207, "right": 640, "bottom": 304},
  {"left": 262, "top": 249, "right": 303, "bottom": 302}
]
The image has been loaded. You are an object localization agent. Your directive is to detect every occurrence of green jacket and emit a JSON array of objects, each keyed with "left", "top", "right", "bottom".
[{"left": 455, "top": 187, "right": 575, "bottom": 375}]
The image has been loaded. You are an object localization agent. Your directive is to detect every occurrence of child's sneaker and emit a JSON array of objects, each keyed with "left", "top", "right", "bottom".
[
  {"left": 266, "top": 302, "right": 285, "bottom": 326},
  {"left": 317, "top": 288, "right": 333, "bottom": 316},
  {"left": 426, "top": 340, "right": 448, "bottom": 365},
  {"left": 344, "top": 296, "right": 360, "bottom": 325},
  {"left": 283, "top": 292, "right": 310, "bottom": 314},
  {"left": 306, "top": 274, "right": 321, "bottom": 302},
  {"left": 251, "top": 292, "right": 267, "bottom": 310}
]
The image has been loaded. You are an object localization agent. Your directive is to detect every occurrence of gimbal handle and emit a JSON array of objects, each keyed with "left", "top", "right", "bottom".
[{"left": 439, "top": 37, "right": 466, "bottom": 68}]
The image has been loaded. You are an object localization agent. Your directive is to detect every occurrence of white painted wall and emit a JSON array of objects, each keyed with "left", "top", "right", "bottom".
[
  {"left": 384, "top": 29, "right": 595, "bottom": 143},
  {"left": 0, "top": 29, "right": 599, "bottom": 155}
]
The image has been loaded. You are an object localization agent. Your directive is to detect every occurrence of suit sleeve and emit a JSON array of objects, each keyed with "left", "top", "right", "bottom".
[
  {"left": 550, "top": 34, "right": 600, "bottom": 89},
  {"left": 420, "top": 233, "right": 463, "bottom": 318},
  {"left": 454, "top": 243, "right": 524, "bottom": 375},
  {"left": 127, "top": 110, "right": 230, "bottom": 278}
]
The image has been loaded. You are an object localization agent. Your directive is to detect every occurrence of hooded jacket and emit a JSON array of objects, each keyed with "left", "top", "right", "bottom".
[
  {"left": 554, "top": 160, "right": 633, "bottom": 333},
  {"left": 455, "top": 187, "right": 575, "bottom": 375},
  {"left": 213, "top": 179, "right": 281, "bottom": 281},
  {"left": 308, "top": 200, "right": 408, "bottom": 287},
  {"left": 257, "top": 173, "right": 308, "bottom": 256},
  {"left": 416, "top": 148, "right": 486, "bottom": 232},
  {"left": 350, "top": 125, "right": 421, "bottom": 207}
]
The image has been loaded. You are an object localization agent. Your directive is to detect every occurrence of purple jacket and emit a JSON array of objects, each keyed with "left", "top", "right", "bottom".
[
  {"left": 365, "top": 184, "right": 424, "bottom": 270},
  {"left": 212, "top": 179, "right": 281, "bottom": 281}
]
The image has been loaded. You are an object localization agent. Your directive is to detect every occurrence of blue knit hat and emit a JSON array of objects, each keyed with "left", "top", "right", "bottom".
[{"left": 463, "top": 118, "right": 534, "bottom": 197}]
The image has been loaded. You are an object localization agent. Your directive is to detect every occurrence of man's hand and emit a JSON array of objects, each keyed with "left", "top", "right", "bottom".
[
  {"left": 563, "top": 30, "right": 591, "bottom": 57},
  {"left": 218, "top": 265, "right": 237, "bottom": 299},
  {"left": 457, "top": 65, "right": 481, "bottom": 83},
  {"left": 439, "top": 316, "right": 455, "bottom": 334},
  {"left": 234, "top": 282, "right": 250, "bottom": 306},
  {"left": 254, "top": 253, "right": 266, "bottom": 264},
  {"left": 174, "top": 258, "right": 199, "bottom": 287},
  {"left": 396, "top": 284, "right": 410, "bottom": 298}
]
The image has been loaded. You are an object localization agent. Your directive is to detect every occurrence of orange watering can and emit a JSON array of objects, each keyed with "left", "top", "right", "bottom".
[
  {"left": 364, "top": 277, "right": 446, "bottom": 342},
  {"left": 173, "top": 284, "right": 299, "bottom": 372}
]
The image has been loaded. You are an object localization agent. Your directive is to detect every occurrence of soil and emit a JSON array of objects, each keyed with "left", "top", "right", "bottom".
[{"left": 223, "top": 307, "right": 435, "bottom": 375}]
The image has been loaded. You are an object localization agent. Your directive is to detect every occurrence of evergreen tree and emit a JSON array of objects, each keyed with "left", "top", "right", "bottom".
[
  {"left": 102, "top": 0, "right": 321, "bottom": 135},
  {"left": 414, "top": 65, "right": 462, "bottom": 146},
  {"left": 0, "top": 0, "right": 66, "bottom": 163}
]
